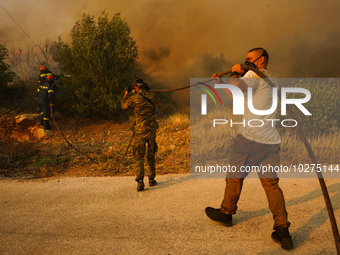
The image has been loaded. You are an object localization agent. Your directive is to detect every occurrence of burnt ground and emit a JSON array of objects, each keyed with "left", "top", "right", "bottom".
[{"left": 0, "top": 110, "right": 190, "bottom": 180}]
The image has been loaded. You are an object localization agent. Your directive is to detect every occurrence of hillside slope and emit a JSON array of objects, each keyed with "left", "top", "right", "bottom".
[{"left": 0, "top": 109, "right": 190, "bottom": 179}]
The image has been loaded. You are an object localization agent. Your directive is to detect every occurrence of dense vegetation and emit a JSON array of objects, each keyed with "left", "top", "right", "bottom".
[
  {"left": 0, "top": 44, "right": 16, "bottom": 102},
  {"left": 53, "top": 12, "right": 141, "bottom": 118}
]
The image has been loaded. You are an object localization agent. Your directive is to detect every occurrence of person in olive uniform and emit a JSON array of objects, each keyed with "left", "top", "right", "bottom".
[{"left": 121, "top": 78, "right": 159, "bottom": 191}]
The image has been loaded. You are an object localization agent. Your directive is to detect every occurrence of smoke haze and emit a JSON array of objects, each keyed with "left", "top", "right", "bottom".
[{"left": 1, "top": 0, "right": 340, "bottom": 89}]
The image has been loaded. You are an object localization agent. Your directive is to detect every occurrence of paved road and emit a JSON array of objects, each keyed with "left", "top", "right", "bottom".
[{"left": 1, "top": 175, "right": 339, "bottom": 254}]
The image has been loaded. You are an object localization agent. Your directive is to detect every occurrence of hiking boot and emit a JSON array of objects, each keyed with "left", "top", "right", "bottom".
[
  {"left": 137, "top": 180, "right": 145, "bottom": 191},
  {"left": 149, "top": 179, "right": 157, "bottom": 187},
  {"left": 271, "top": 227, "right": 294, "bottom": 250},
  {"left": 43, "top": 120, "right": 51, "bottom": 130},
  {"left": 205, "top": 207, "right": 232, "bottom": 227}
]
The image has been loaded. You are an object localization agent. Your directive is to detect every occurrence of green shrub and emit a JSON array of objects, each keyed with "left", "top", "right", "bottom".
[
  {"left": 0, "top": 44, "right": 16, "bottom": 105},
  {"left": 53, "top": 12, "right": 141, "bottom": 118}
]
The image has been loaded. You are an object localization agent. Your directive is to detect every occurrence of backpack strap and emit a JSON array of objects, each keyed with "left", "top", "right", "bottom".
[{"left": 139, "top": 93, "right": 155, "bottom": 110}]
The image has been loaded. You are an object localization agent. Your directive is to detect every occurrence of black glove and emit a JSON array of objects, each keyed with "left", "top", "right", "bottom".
[
  {"left": 126, "top": 85, "right": 133, "bottom": 93},
  {"left": 144, "top": 83, "right": 150, "bottom": 91},
  {"left": 230, "top": 71, "right": 239, "bottom": 77}
]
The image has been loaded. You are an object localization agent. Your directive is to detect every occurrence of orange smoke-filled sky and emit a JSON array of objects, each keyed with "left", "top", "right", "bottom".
[{"left": 1, "top": 0, "right": 340, "bottom": 78}]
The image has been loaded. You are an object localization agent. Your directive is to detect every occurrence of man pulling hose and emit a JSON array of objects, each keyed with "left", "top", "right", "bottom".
[
  {"left": 121, "top": 78, "right": 159, "bottom": 191},
  {"left": 205, "top": 48, "right": 294, "bottom": 250}
]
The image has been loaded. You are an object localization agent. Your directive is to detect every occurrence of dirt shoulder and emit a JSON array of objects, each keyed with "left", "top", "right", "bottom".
[{"left": 0, "top": 110, "right": 190, "bottom": 179}]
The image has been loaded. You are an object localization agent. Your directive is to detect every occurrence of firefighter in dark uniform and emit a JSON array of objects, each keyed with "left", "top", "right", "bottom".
[
  {"left": 36, "top": 75, "right": 55, "bottom": 130},
  {"left": 121, "top": 78, "right": 159, "bottom": 191},
  {"left": 38, "top": 66, "right": 55, "bottom": 84}
]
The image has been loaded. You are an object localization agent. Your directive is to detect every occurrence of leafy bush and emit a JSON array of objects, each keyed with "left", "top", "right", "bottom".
[
  {"left": 0, "top": 44, "right": 16, "bottom": 104},
  {"left": 53, "top": 12, "right": 141, "bottom": 118}
]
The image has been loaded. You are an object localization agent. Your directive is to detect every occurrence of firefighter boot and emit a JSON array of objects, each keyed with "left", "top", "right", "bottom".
[
  {"left": 43, "top": 120, "right": 51, "bottom": 130},
  {"left": 40, "top": 113, "right": 44, "bottom": 126}
]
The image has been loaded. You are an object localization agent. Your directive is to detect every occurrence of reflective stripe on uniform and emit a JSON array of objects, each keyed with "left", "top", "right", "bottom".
[
  {"left": 40, "top": 73, "right": 52, "bottom": 77},
  {"left": 43, "top": 117, "right": 49, "bottom": 120}
]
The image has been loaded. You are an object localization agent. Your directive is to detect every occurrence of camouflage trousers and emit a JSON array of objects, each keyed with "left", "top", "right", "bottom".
[{"left": 133, "top": 130, "right": 158, "bottom": 181}]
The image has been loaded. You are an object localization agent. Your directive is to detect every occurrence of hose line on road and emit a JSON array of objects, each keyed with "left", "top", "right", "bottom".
[
  {"left": 159, "top": 67, "right": 339, "bottom": 255},
  {"left": 51, "top": 69, "right": 340, "bottom": 254}
]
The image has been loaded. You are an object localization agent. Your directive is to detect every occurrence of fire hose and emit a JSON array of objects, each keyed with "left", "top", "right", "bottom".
[
  {"left": 50, "top": 105, "right": 94, "bottom": 162},
  {"left": 50, "top": 68, "right": 339, "bottom": 253},
  {"left": 242, "top": 66, "right": 340, "bottom": 255},
  {"left": 4, "top": 0, "right": 336, "bottom": 249},
  {"left": 50, "top": 104, "right": 134, "bottom": 167},
  {"left": 150, "top": 66, "right": 340, "bottom": 254}
]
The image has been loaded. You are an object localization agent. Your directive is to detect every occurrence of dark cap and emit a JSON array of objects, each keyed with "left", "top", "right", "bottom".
[{"left": 134, "top": 78, "right": 144, "bottom": 87}]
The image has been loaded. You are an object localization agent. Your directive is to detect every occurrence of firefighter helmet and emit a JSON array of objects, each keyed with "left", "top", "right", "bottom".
[
  {"left": 46, "top": 75, "right": 54, "bottom": 80},
  {"left": 40, "top": 66, "right": 47, "bottom": 71}
]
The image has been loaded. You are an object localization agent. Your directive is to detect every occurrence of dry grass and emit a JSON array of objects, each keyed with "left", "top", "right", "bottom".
[
  {"left": 1, "top": 107, "right": 338, "bottom": 179},
  {"left": 190, "top": 107, "right": 238, "bottom": 160},
  {"left": 158, "top": 111, "right": 190, "bottom": 133},
  {"left": 190, "top": 106, "right": 339, "bottom": 165},
  {"left": 280, "top": 131, "right": 340, "bottom": 165}
]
